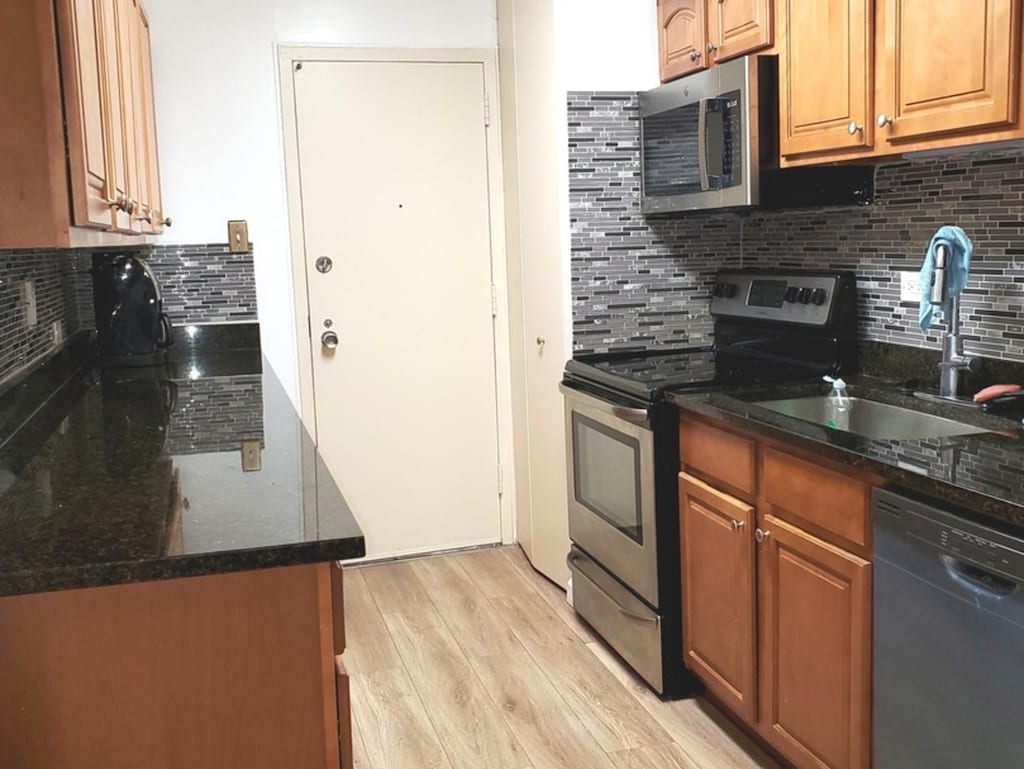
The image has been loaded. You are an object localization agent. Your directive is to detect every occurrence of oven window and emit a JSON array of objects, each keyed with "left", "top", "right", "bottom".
[{"left": 572, "top": 414, "right": 643, "bottom": 545}]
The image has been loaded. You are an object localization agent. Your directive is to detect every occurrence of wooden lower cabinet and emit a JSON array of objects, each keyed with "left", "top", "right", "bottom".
[
  {"left": 679, "top": 473, "right": 758, "bottom": 722},
  {"left": 757, "top": 514, "right": 872, "bottom": 769},
  {"left": 0, "top": 563, "right": 351, "bottom": 769}
]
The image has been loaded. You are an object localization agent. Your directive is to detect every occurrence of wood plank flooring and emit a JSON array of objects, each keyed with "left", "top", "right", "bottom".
[{"left": 346, "top": 546, "right": 780, "bottom": 769}]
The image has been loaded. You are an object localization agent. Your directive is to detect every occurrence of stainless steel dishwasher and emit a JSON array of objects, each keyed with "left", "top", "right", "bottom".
[{"left": 873, "top": 488, "right": 1024, "bottom": 769}]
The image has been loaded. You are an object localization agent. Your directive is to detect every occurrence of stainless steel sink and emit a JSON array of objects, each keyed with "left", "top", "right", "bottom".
[{"left": 753, "top": 396, "right": 989, "bottom": 440}]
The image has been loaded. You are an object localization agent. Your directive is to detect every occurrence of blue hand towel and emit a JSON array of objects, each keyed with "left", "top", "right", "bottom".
[{"left": 919, "top": 226, "right": 973, "bottom": 331}]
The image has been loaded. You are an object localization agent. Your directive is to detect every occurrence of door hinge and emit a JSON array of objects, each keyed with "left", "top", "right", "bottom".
[
  {"left": 497, "top": 463, "right": 504, "bottom": 495},
  {"left": 490, "top": 283, "right": 498, "bottom": 317},
  {"left": 484, "top": 92, "right": 491, "bottom": 127}
]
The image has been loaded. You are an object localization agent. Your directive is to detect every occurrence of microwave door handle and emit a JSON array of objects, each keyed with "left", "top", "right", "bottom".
[{"left": 697, "top": 97, "right": 711, "bottom": 192}]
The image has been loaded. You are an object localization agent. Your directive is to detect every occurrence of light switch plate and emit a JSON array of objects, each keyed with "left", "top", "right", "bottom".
[
  {"left": 899, "top": 271, "right": 923, "bottom": 303},
  {"left": 227, "top": 220, "right": 250, "bottom": 253},
  {"left": 241, "top": 439, "right": 262, "bottom": 472}
]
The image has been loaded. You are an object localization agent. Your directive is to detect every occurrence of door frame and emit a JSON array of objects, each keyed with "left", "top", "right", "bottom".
[{"left": 278, "top": 46, "right": 517, "bottom": 545}]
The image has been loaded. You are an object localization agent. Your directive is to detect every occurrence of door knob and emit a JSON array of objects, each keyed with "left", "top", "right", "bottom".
[
  {"left": 847, "top": 121, "right": 863, "bottom": 135},
  {"left": 321, "top": 330, "right": 339, "bottom": 350},
  {"left": 877, "top": 113, "right": 894, "bottom": 128}
]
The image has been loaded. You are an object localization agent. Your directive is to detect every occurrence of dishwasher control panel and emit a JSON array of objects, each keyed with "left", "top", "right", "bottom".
[{"left": 874, "top": 487, "right": 1024, "bottom": 582}]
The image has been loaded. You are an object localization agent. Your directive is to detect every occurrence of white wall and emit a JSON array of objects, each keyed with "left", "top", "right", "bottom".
[
  {"left": 145, "top": 0, "right": 498, "bottom": 405},
  {"left": 554, "top": 0, "right": 660, "bottom": 91}
]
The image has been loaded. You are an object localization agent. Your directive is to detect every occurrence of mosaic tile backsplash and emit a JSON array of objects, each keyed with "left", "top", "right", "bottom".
[
  {"left": 0, "top": 243, "right": 257, "bottom": 391},
  {"left": 568, "top": 91, "right": 1024, "bottom": 362}
]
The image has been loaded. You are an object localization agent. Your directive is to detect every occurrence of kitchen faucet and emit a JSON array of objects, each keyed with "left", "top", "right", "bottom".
[{"left": 931, "top": 243, "right": 979, "bottom": 401}]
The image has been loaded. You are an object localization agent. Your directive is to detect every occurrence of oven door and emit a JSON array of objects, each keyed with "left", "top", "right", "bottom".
[{"left": 560, "top": 384, "right": 659, "bottom": 608}]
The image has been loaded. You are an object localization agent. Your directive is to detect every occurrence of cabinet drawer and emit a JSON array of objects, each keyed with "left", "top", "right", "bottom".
[
  {"left": 761, "top": 447, "right": 869, "bottom": 549},
  {"left": 330, "top": 562, "right": 345, "bottom": 656},
  {"left": 335, "top": 656, "right": 354, "bottom": 769},
  {"left": 680, "top": 417, "right": 757, "bottom": 498}
]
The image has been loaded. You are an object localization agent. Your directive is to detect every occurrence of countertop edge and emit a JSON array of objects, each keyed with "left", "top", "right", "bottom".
[{"left": 0, "top": 535, "right": 366, "bottom": 599}]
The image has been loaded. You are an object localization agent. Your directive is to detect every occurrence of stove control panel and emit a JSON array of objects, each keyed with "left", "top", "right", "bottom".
[{"left": 710, "top": 271, "right": 840, "bottom": 326}]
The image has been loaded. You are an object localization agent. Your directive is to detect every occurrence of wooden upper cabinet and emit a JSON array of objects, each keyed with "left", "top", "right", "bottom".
[
  {"left": 877, "top": 0, "right": 1022, "bottom": 143},
  {"left": 758, "top": 514, "right": 871, "bottom": 769},
  {"left": 679, "top": 473, "right": 757, "bottom": 722},
  {"left": 56, "top": 0, "right": 116, "bottom": 229},
  {"left": 136, "top": 7, "right": 167, "bottom": 233},
  {"left": 779, "top": 0, "right": 874, "bottom": 157},
  {"left": 710, "top": 0, "right": 774, "bottom": 62},
  {"left": 659, "top": 0, "right": 708, "bottom": 81}
]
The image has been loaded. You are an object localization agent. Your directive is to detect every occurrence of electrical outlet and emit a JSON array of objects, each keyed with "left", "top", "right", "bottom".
[
  {"left": 899, "top": 271, "right": 923, "bottom": 303},
  {"left": 50, "top": 321, "right": 63, "bottom": 346},
  {"left": 21, "top": 280, "right": 37, "bottom": 326}
]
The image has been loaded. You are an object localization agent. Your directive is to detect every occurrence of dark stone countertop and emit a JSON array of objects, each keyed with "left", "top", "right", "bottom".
[
  {"left": 0, "top": 324, "right": 364, "bottom": 597},
  {"left": 669, "top": 377, "right": 1024, "bottom": 532}
]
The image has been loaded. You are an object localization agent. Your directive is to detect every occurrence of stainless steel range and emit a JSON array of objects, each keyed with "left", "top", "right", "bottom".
[{"left": 560, "top": 269, "right": 859, "bottom": 696}]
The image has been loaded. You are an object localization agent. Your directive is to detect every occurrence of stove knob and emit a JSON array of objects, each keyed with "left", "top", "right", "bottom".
[
  {"left": 784, "top": 286, "right": 799, "bottom": 304},
  {"left": 724, "top": 283, "right": 738, "bottom": 299},
  {"left": 797, "top": 287, "right": 812, "bottom": 304},
  {"left": 811, "top": 288, "right": 828, "bottom": 306}
]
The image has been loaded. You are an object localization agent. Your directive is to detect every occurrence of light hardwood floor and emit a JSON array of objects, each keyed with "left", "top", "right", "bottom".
[{"left": 346, "top": 546, "right": 781, "bottom": 769}]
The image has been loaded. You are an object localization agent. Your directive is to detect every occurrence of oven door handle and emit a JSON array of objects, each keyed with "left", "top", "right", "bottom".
[
  {"left": 567, "top": 553, "right": 660, "bottom": 625},
  {"left": 697, "top": 97, "right": 711, "bottom": 192},
  {"left": 559, "top": 383, "right": 650, "bottom": 427}
]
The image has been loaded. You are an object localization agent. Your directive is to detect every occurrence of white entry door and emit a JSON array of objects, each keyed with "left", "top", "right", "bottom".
[{"left": 292, "top": 59, "right": 502, "bottom": 560}]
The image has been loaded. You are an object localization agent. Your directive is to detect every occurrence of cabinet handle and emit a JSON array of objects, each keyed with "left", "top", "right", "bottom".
[
  {"left": 847, "top": 121, "right": 863, "bottom": 135},
  {"left": 755, "top": 528, "right": 771, "bottom": 543},
  {"left": 134, "top": 211, "right": 153, "bottom": 224},
  {"left": 158, "top": 216, "right": 173, "bottom": 228},
  {"left": 730, "top": 519, "right": 745, "bottom": 531},
  {"left": 877, "top": 113, "right": 894, "bottom": 128},
  {"left": 707, "top": 42, "right": 718, "bottom": 53},
  {"left": 690, "top": 50, "right": 702, "bottom": 62}
]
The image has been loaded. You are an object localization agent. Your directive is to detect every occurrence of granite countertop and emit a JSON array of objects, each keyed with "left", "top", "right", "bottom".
[
  {"left": 669, "top": 377, "right": 1024, "bottom": 531},
  {"left": 0, "top": 324, "right": 364, "bottom": 598}
]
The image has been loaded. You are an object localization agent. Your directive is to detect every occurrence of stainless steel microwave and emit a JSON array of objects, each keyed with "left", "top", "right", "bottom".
[
  {"left": 639, "top": 56, "right": 874, "bottom": 214},
  {"left": 639, "top": 55, "right": 769, "bottom": 213}
]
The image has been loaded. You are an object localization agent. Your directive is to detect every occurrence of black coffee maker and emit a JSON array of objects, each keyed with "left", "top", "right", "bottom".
[{"left": 92, "top": 253, "right": 173, "bottom": 367}]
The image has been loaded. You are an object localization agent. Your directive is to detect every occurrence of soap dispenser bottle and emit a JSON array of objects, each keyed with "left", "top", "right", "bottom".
[{"left": 824, "top": 375, "right": 851, "bottom": 412}]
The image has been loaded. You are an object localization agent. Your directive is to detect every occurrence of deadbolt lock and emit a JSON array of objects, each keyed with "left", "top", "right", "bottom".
[
  {"left": 315, "top": 256, "right": 333, "bottom": 274},
  {"left": 321, "top": 330, "right": 339, "bottom": 350}
]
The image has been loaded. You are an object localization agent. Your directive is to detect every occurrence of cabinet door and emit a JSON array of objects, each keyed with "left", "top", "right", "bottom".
[
  {"left": 56, "top": 0, "right": 116, "bottom": 229},
  {"left": 136, "top": 5, "right": 167, "bottom": 233},
  {"left": 679, "top": 473, "right": 757, "bottom": 722},
  {"left": 758, "top": 514, "right": 871, "bottom": 769},
  {"left": 711, "top": 0, "right": 773, "bottom": 63},
  {"left": 877, "top": 0, "right": 1021, "bottom": 142},
  {"left": 128, "top": 0, "right": 150, "bottom": 232},
  {"left": 115, "top": 0, "right": 141, "bottom": 232},
  {"left": 659, "top": 0, "right": 708, "bottom": 82},
  {"left": 779, "top": 0, "right": 874, "bottom": 157},
  {"left": 96, "top": 0, "right": 132, "bottom": 231}
]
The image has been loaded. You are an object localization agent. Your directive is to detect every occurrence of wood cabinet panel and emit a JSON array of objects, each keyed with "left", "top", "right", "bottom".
[
  {"left": 877, "top": 0, "right": 1021, "bottom": 142},
  {"left": 758, "top": 514, "right": 871, "bottom": 769},
  {"left": 779, "top": 0, "right": 874, "bottom": 157},
  {"left": 97, "top": 0, "right": 132, "bottom": 231},
  {"left": 679, "top": 473, "right": 757, "bottom": 722},
  {"left": 336, "top": 657, "right": 354, "bottom": 769},
  {"left": 711, "top": 0, "right": 773, "bottom": 62},
  {"left": 57, "top": 0, "right": 116, "bottom": 229},
  {"left": 136, "top": 6, "right": 167, "bottom": 232},
  {"left": 659, "top": 0, "right": 708, "bottom": 81},
  {"left": 0, "top": 565, "right": 342, "bottom": 769},
  {"left": 679, "top": 416, "right": 757, "bottom": 499},
  {"left": 761, "top": 447, "right": 870, "bottom": 550}
]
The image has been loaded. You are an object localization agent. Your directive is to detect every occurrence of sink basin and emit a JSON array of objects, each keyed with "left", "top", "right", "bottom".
[{"left": 753, "top": 396, "right": 989, "bottom": 440}]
